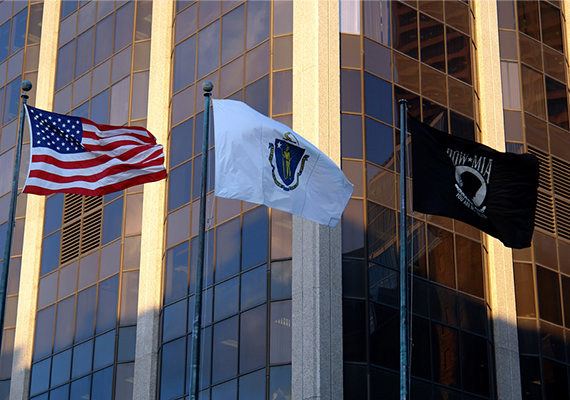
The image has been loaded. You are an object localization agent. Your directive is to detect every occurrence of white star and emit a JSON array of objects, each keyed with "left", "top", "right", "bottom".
[{"left": 48, "top": 116, "right": 52, "bottom": 119}]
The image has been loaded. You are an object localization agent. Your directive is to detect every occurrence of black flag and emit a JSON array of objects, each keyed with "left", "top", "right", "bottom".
[{"left": 410, "top": 117, "right": 539, "bottom": 249}]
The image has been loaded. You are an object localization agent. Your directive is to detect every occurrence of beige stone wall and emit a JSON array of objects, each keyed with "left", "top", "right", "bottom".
[
  {"left": 9, "top": 1, "right": 61, "bottom": 399},
  {"left": 291, "top": 1, "right": 343, "bottom": 399},
  {"left": 472, "top": 1, "right": 521, "bottom": 399},
  {"left": 132, "top": 1, "right": 174, "bottom": 399}
]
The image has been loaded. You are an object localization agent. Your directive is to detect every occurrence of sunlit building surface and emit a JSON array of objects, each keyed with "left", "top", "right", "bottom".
[{"left": 0, "top": 1, "right": 568, "bottom": 399}]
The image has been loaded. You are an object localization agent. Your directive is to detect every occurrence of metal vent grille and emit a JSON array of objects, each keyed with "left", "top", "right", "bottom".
[
  {"left": 555, "top": 198, "right": 570, "bottom": 240},
  {"left": 63, "top": 194, "right": 83, "bottom": 223},
  {"left": 552, "top": 157, "right": 570, "bottom": 199},
  {"left": 60, "top": 194, "right": 104, "bottom": 264},
  {"left": 61, "top": 220, "right": 81, "bottom": 264},
  {"left": 528, "top": 147, "right": 553, "bottom": 192},
  {"left": 536, "top": 190, "right": 556, "bottom": 234},
  {"left": 81, "top": 210, "right": 102, "bottom": 253}
]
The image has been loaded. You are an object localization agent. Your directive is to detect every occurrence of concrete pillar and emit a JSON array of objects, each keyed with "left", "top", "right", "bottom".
[
  {"left": 132, "top": 1, "right": 174, "bottom": 399},
  {"left": 291, "top": 1, "right": 343, "bottom": 399},
  {"left": 472, "top": 1, "right": 521, "bottom": 399},
  {"left": 9, "top": 1, "right": 60, "bottom": 399}
]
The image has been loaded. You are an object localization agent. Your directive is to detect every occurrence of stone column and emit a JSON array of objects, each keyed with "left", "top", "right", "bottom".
[
  {"left": 9, "top": 1, "right": 60, "bottom": 399},
  {"left": 472, "top": 1, "right": 521, "bottom": 399},
  {"left": 132, "top": 1, "right": 174, "bottom": 400},
  {"left": 292, "top": 1, "right": 343, "bottom": 399}
]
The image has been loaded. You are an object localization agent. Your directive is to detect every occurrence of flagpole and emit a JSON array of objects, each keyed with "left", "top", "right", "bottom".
[
  {"left": 0, "top": 80, "right": 31, "bottom": 350},
  {"left": 398, "top": 99, "right": 409, "bottom": 400},
  {"left": 190, "top": 81, "right": 213, "bottom": 400}
]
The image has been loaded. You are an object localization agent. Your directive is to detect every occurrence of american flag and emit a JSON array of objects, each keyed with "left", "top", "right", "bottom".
[{"left": 23, "top": 105, "right": 167, "bottom": 196}]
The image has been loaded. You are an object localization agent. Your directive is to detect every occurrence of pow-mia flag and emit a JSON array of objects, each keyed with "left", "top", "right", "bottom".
[
  {"left": 410, "top": 117, "right": 539, "bottom": 249},
  {"left": 212, "top": 99, "right": 353, "bottom": 227}
]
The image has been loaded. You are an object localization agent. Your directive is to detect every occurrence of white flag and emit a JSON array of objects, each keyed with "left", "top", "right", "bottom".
[{"left": 213, "top": 99, "right": 354, "bottom": 228}]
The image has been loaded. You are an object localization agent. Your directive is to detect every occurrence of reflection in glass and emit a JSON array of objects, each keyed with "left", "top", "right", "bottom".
[
  {"left": 365, "top": 118, "right": 394, "bottom": 168},
  {"left": 239, "top": 369, "right": 265, "bottom": 400},
  {"left": 212, "top": 316, "right": 238, "bottom": 383},
  {"left": 240, "top": 305, "right": 266, "bottom": 373},
  {"left": 521, "top": 65, "right": 546, "bottom": 119},
  {"left": 75, "top": 286, "right": 96, "bottom": 343},
  {"left": 392, "top": 2, "right": 418, "bottom": 59},
  {"left": 270, "top": 301, "right": 292, "bottom": 364},
  {"left": 197, "top": 20, "right": 220, "bottom": 79},
  {"left": 95, "top": 275, "right": 119, "bottom": 333},
  {"left": 54, "top": 295, "right": 76, "bottom": 352},
  {"left": 241, "top": 265, "right": 266, "bottom": 310},
  {"left": 365, "top": 73, "right": 393, "bottom": 124},
  {"left": 545, "top": 76, "right": 569, "bottom": 130},
  {"left": 174, "top": 35, "right": 196, "bottom": 93},
  {"left": 72, "top": 339, "right": 93, "bottom": 379},
  {"left": 364, "top": 0, "right": 390, "bottom": 46}
]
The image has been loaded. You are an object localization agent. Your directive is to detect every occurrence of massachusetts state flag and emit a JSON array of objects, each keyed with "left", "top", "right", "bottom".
[
  {"left": 410, "top": 116, "right": 539, "bottom": 249},
  {"left": 23, "top": 105, "right": 166, "bottom": 196},
  {"left": 213, "top": 99, "right": 353, "bottom": 227}
]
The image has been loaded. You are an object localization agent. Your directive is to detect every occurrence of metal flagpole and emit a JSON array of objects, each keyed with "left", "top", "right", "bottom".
[
  {"left": 190, "top": 81, "right": 213, "bottom": 400},
  {"left": 0, "top": 80, "right": 32, "bottom": 350},
  {"left": 398, "top": 99, "right": 409, "bottom": 400}
]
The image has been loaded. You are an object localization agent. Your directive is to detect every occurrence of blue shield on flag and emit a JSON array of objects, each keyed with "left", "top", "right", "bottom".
[{"left": 274, "top": 139, "right": 305, "bottom": 186}]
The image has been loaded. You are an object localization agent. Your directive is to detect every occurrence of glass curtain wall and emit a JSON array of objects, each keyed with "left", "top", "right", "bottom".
[
  {"left": 340, "top": 1, "right": 493, "bottom": 399},
  {"left": 497, "top": 0, "right": 570, "bottom": 398},
  {"left": 159, "top": 1, "right": 293, "bottom": 399},
  {"left": 29, "top": 1, "right": 152, "bottom": 399},
  {"left": 0, "top": 1, "right": 43, "bottom": 398}
]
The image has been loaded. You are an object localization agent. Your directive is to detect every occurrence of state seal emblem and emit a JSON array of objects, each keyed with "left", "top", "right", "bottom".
[{"left": 268, "top": 132, "right": 310, "bottom": 191}]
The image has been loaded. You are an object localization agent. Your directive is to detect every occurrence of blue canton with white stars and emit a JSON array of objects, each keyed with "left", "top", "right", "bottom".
[{"left": 28, "top": 106, "right": 86, "bottom": 154}]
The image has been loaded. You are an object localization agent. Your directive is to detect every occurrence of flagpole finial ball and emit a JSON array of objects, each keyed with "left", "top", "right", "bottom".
[
  {"left": 202, "top": 81, "right": 213, "bottom": 93},
  {"left": 21, "top": 80, "right": 32, "bottom": 92}
]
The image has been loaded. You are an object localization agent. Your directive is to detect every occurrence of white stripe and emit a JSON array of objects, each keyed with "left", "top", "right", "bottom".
[
  {"left": 25, "top": 165, "right": 165, "bottom": 191},
  {"left": 82, "top": 134, "right": 150, "bottom": 147},
  {"left": 32, "top": 144, "right": 164, "bottom": 163},
  {"left": 30, "top": 150, "right": 165, "bottom": 177}
]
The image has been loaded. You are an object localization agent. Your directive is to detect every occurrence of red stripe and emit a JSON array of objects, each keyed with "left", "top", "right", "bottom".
[
  {"left": 80, "top": 118, "right": 155, "bottom": 137},
  {"left": 82, "top": 129, "right": 157, "bottom": 146},
  {"left": 28, "top": 157, "right": 166, "bottom": 183},
  {"left": 23, "top": 170, "right": 167, "bottom": 196},
  {"left": 82, "top": 139, "right": 157, "bottom": 153},
  {"left": 32, "top": 147, "right": 164, "bottom": 169}
]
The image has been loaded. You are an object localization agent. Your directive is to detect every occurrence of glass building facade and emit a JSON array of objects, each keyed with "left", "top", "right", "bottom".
[{"left": 0, "top": 1, "right": 568, "bottom": 399}]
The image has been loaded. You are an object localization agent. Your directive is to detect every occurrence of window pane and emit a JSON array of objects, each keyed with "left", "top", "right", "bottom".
[
  {"left": 33, "top": 305, "right": 55, "bottom": 361},
  {"left": 3, "top": 78, "right": 21, "bottom": 124},
  {"left": 50, "top": 349, "right": 71, "bottom": 388},
  {"left": 215, "top": 217, "right": 240, "bottom": 282},
  {"left": 70, "top": 376, "right": 90, "bottom": 400},
  {"left": 102, "top": 197, "right": 123, "bottom": 245},
  {"left": 420, "top": 14, "right": 444, "bottom": 71},
  {"left": 221, "top": 4, "right": 244, "bottom": 64},
  {"left": 212, "top": 316, "right": 238, "bottom": 383},
  {"left": 197, "top": 19, "right": 220, "bottom": 79},
  {"left": 521, "top": 65, "right": 546, "bottom": 119},
  {"left": 75, "top": 27, "right": 94, "bottom": 78},
  {"left": 72, "top": 339, "right": 93, "bottom": 379},
  {"left": 431, "top": 323, "right": 460, "bottom": 388},
  {"left": 501, "top": 62, "right": 521, "bottom": 110},
  {"left": 365, "top": 118, "right": 394, "bottom": 168},
  {"left": 91, "top": 365, "right": 113, "bottom": 400},
  {"left": 537, "top": 266, "right": 562, "bottom": 325},
  {"left": 340, "top": 69, "right": 361, "bottom": 113},
  {"left": 30, "top": 359, "right": 51, "bottom": 396},
  {"left": 120, "top": 270, "right": 139, "bottom": 326},
  {"left": 239, "top": 369, "right": 265, "bottom": 400},
  {"left": 75, "top": 286, "right": 96, "bottom": 343},
  {"left": 41, "top": 231, "right": 61, "bottom": 276},
  {"left": 54, "top": 295, "right": 76, "bottom": 352},
  {"left": 93, "top": 331, "right": 115, "bottom": 369},
  {"left": 517, "top": 0, "right": 540, "bottom": 39},
  {"left": 114, "top": 1, "right": 134, "bottom": 53},
  {"left": 240, "top": 304, "right": 266, "bottom": 373},
  {"left": 270, "top": 260, "right": 291, "bottom": 300},
  {"left": 365, "top": 73, "right": 393, "bottom": 124},
  {"left": 214, "top": 277, "right": 239, "bottom": 321},
  {"left": 95, "top": 275, "right": 119, "bottom": 333},
  {"left": 242, "top": 206, "right": 268, "bottom": 270},
  {"left": 446, "top": 27, "right": 471, "bottom": 85},
  {"left": 270, "top": 300, "right": 291, "bottom": 364},
  {"left": 427, "top": 225, "right": 455, "bottom": 288},
  {"left": 170, "top": 119, "right": 193, "bottom": 168},
  {"left": 246, "top": 1, "right": 269, "bottom": 50},
  {"left": 269, "top": 365, "right": 292, "bottom": 400},
  {"left": 364, "top": 0, "right": 390, "bottom": 45},
  {"left": 174, "top": 35, "right": 196, "bottom": 93},
  {"left": 10, "top": 8, "right": 27, "bottom": 55},
  {"left": 545, "top": 76, "right": 569, "bottom": 130},
  {"left": 242, "top": 265, "right": 267, "bottom": 310},
  {"left": 115, "top": 362, "right": 134, "bottom": 399}
]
